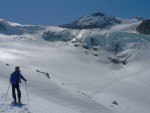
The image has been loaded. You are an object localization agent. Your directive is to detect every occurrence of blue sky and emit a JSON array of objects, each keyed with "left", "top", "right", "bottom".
[{"left": 0, "top": 0, "right": 149, "bottom": 25}]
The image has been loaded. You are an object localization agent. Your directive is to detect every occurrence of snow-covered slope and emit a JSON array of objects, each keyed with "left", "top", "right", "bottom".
[
  {"left": 0, "top": 19, "right": 45, "bottom": 35},
  {"left": 0, "top": 13, "right": 150, "bottom": 113}
]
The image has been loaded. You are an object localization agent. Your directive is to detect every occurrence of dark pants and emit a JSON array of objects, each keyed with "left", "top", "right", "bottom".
[{"left": 12, "top": 84, "right": 21, "bottom": 102}]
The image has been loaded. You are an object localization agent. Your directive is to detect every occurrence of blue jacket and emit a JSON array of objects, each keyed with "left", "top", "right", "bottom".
[{"left": 10, "top": 71, "right": 26, "bottom": 85}]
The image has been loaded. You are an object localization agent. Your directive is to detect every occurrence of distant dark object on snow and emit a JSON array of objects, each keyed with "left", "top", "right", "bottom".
[
  {"left": 6, "top": 63, "right": 9, "bottom": 66},
  {"left": 112, "top": 101, "right": 118, "bottom": 105},
  {"left": 136, "top": 19, "right": 150, "bottom": 35},
  {"left": 108, "top": 56, "right": 127, "bottom": 65},
  {"left": 93, "top": 53, "right": 98, "bottom": 56}
]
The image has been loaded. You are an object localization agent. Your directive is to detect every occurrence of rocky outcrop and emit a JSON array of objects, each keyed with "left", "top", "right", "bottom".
[
  {"left": 136, "top": 19, "right": 150, "bottom": 35},
  {"left": 59, "top": 12, "right": 121, "bottom": 29},
  {"left": 0, "top": 21, "right": 7, "bottom": 31}
]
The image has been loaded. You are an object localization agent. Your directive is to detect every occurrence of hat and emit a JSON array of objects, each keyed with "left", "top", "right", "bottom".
[{"left": 15, "top": 66, "right": 20, "bottom": 70}]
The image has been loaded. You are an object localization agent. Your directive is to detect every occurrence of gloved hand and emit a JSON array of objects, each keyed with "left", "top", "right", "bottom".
[{"left": 25, "top": 79, "right": 27, "bottom": 82}]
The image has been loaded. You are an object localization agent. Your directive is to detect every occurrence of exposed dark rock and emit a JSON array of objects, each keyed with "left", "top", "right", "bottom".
[
  {"left": 45, "top": 73, "right": 50, "bottom": 79},
  {"left": 135, "top": 17, "right": 145, "bottom": 21},
  {"left": 108, "top": 56, "right": 127, "bottom": 65},
  {"left": 36, "top": 69, "right": 50, "bottom": 79},
  {"left": 92, "top": 12, "right": 106, "bottom": 17},
  {"left": 112, "top": 101, "right": 118, "bottom": 105},
  {"left": 93, "top": 53, "right": 98, "bottom": 56},
  {"left": 42, "top": 30, "right": 72, "bottom": 42},
  {"left": 0, "top": 21, "right": 7, "bottom": 31},
  {"left": 136, "top": 19, "right": 150, "bottom": 35},
  {"left": 6, "top": 63, "right": 9, "bottom": 66},
  {"left": 59, "top": 12, "right": 121, "bottom": 29},
  {"left": 74, "top": 43, "right": 80, "bottom": 47},
  {"left": 82, "top": 44, "right": 89, "bottom": 49}
]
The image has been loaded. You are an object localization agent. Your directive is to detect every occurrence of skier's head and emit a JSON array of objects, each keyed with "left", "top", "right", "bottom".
[{"left": 15, "top": 66, "right": 20, "bottom": 71}]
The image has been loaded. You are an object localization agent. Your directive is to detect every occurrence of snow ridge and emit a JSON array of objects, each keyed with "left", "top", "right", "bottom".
[{"left": 0, "top": 19, "right": 45, "bottom": 35}]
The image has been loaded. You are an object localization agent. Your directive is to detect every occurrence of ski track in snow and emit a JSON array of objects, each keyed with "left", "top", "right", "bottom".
[{"left": 0, "top": 94, "right": 31, "bottom": 113}]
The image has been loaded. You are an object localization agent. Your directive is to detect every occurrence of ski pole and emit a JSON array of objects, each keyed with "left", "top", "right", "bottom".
[
  {"left": 3, "top": 83, "right": 10, "bottom": 105},
  {"left": 25, "top": 82, "right": 29, "bottom": 106}
]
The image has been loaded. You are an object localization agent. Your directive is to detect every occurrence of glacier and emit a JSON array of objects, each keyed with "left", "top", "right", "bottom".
[{"left": 0, "top": 13, "right": 150, "bottom": 113}]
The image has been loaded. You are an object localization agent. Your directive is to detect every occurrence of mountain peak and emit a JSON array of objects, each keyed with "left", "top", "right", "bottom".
[
  {"left": 134, "top": 16, "right": 145, "bottom": 21},
  {"left": 136, "top": 19, "right": 150, "bottom": 34},
  {"left": 59, "top": 12, "right": 121, "bottom": 29},
  {"left": 91, "top": 12, "right": 106, "bottom": 17}
]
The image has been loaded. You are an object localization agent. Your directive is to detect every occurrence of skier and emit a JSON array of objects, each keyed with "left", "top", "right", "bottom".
[{"left": 10, "top": 66, "right": 27, "bottom": 104}]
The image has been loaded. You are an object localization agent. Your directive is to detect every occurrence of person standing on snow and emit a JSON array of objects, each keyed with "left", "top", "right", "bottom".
[{"left": 10, "top": 66, "right": 27, "bottom": 104}]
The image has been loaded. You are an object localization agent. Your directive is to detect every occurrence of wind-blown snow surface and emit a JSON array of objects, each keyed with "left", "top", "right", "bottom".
[
  {"left": 0, "top": 35, "right": 113, "bottom": 113},
  {"left": 0, "top": 18, "right": 150, "bottom": 113}
]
